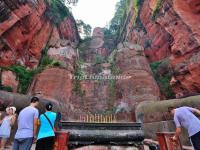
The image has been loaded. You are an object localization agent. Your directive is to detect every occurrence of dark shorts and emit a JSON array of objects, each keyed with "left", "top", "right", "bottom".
[
  {"left": 12, "top": 137, "right": 33, "bottom": 150},
  {"left": 35, "top": 136, "right": 55, "bottom": 150},
  {"left": 191, "top": 131, "right": 200, "bottom": 150}
]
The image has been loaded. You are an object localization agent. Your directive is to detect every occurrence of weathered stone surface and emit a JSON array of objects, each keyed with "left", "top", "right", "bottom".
[
  {"left": 89, "top": 28, "right": 105, "bottom": 49},
  {"left": 1, "top": 70, "right": 18, "bottom": 92},
  {"left": 114, "top": 43, "right": 160, "bottom": 121},
  {"left": 96, "top": 48, "right": 109, "bottom": 57},
  {"left": 48, "top": 26, "right": 60, "bottom": 48},
  {"left": 156, "top": 0, "right": 200, "bottom": 97},
  {"left": 66, "top": 41, "right": 160, "bottom": 121},
  {"left": 115, "top": 51, "right": 150, "bottom": 74},
  {"left": 116, "top": 70, "right": 160, "bottom": 103},
  {"left": 68, "top": 81, "right": 110, "bottom": 119},
  {"left": 135, "top": 95, "right": 200, "bottom": 123},
  {"left": 28, "top": 68, "right": 73, "bottom": 104},
  {"left": 48, "top": 46, "right": 76, "bottom": 72},
  {"left": 120, "top": 0, "right": 200, "bottom": 98},
  {"left": 0, "top": 0, "right": 50, "bottom": 68},
  {"left": 59, "top": 17, "right": 79, "bottom": 45},
  {"left": 0, "top": 90, "right": 70, "bottom": 120},
  {"left": 92, "top": 27, "right": 104, "bottom": 38},
  {"left": 138, "top": 0, "right": 172, "bottom": 62},
  {"left": 0, "top": 0, "right": 79, "bottom": 68},
  {"left": 89, "top": 37, "right": 104, "bottom": 49},
  {"left": 101, "top": 63, "right": 111, "bottom": 68},
  {"left": 120, "top": 0, "right": 172, "bottom": 62},
  {"left": 66, "top": 28, "right": 115, "bottom": 119},
  {"left": 174, "top": 0, "right": 200, "bottom": 43}
]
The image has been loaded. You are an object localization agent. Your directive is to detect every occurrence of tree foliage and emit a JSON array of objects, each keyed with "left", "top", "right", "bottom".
[
  {"left": 45, "top": 0, "right": 71, "bottom": 25},
  {"left": 150, "top": 61, "right": 175, "bottom": 99},
  {"left": 76, "top": 20, "right": 92, "bottom": 38},
  {"left": 0, "top": 45, "right": 60, "bottom": 94},
  {"left": 108, "top": 0, "right": 128, "bottom": 39},
  {"left": 104, "top": 0, "right": 143, "bottom": 42},
  {"left": 152, "top": 0, "right": 163, "bottom": 21}
]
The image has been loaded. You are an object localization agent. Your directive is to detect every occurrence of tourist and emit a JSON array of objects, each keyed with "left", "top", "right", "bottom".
[
  {"left": 12, "top": 97, "right": 39, "bottom": 150},
  {"left": 35, "top": 102, "right": 57, "bottom": 150},
  {"left": 168, "top": 106, "right": 200, "bottom": 150},
  {"left": 0, "top": 107, "right": 16, "bottom": 150}
]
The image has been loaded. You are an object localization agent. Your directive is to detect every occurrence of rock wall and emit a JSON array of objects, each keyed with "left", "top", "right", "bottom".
[
  {"left": 27, "top": 28, "right": 112, "bottom": 121},
  {"left": 1, "top": 0, "right": 200, "bottom": 122},
  {"left": 63, "top": 27, "right": 160, "bottom": 121},
  {"left": 27, "top": 41, "right": 77, "bottom": 119},
  {"left": 28, "top": 68, "right": 73, "bottom": 103},
  {"left": 119, "top": 0, "right": 200, "bottom": 98},
  {"left": 0, "top": 21, "right": 160, "bottom": 121},
  {"left": 69, "top": 28, "right": 115, "bottom": 120},
  {"left": 115, "top": 42, "right": 160, "bottom": 120},
  {"left": 0, "top": 0, "right": 79, "bottom": 68},
  {"left": 0, "top": 0, "right": 80, "bottom": 100},
  {"left": 1, "top": 70, "right": 18, "bottom": 92}
]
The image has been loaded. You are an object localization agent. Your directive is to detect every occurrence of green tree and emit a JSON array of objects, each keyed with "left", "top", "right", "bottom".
[
  {"left": 45, "top": 0, "right": 71, "bottom": 25},
  {"left": 103, "top": 0, "right": 129, "bottom": 41},
  {"left": 76, "top": 20, "right": 92, "bottom": 38}
]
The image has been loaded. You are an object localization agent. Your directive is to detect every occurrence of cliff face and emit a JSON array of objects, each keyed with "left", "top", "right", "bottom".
[
  {"left": 1, "top": 0, "right": 200, "bottom": 121},
  {"left": 0, "top": 0, "right": 80, "bottom": 102},
  {"left": 0, "top": 0, "right": 79, "bottom": 68},
  {"left": 115, "top": 42, "right": 160, "bottom": 120},
  {"left": 120, "top": 0, "right": 200, "bottom": 98},
  {"left": 27, "top": 27, "right": 160, "bottom": 121}
]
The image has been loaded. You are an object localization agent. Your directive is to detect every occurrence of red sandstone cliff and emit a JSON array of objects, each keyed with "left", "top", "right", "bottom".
[
  {"left": 120, "top": 0, "right": 200, "bottom": 98},
  {"left": 0, "top": 0, "right": 79, "bottom": 68},
  {"left": 1, "top": 0, "right": 200, "bottom": 121}
]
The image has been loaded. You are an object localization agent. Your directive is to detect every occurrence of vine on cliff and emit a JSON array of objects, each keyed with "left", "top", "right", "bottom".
[
  {"left": 45, "top": 0, "right": 71, "bottom": 25},
  {"left": 0, "top": 45, "right": 60, "bottom": 94},
  {"left": 108, "top": 57, "right": 121, "bottom": 109},
  {"left": 39, "top": 46, "right": 61, "bottom": 68},
  {"left": 106, "top": 0, "right": 130, "bottom": 41},
  {"left": 133, "top": 0, "right": 140, "bottom": 25},
  {"left": 150, "top": 60, "right": 175, "bottom": 99},
  {"left": 73, "top": 59, "right": 85, "bottom": 97},
  {"left": 105, "top": 0, "right": 145, "bottom": 43},
  {"left": 76, "top": 20, "right": 92, "bottom": 38},
  {"left": 152, "top": 0, "right": 163, "bottom": 21},
  {"left": 6, "top": 66, "right": 41, "bottom": 94}
]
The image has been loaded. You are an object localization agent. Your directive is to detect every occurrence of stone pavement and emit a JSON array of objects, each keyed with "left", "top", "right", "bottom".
[
  {"left": 4, "top": 144, "right": 36, "bottom": 150},
  {"left": 4, "top": 142, "right": 193, "bottom": 150}
]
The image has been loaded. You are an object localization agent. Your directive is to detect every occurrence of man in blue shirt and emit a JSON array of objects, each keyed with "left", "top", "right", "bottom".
[
  {"left": 168, "top": 106, "right": 200, "bottom": 150},
  {"left": 12, "top": 97, "right": 39, "bottom": 150}
]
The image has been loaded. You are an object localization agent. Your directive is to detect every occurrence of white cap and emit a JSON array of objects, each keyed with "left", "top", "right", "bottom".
[
  {"left": 6, "top": 107, "right": 16, "bottom": 114},
  {"left": 10, "top": 107, "right": 16, "bottom": 114}
]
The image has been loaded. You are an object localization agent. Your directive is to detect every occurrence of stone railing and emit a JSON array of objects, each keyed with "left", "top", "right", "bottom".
[{"left": 135, "top": 95, "right": 200, "bottom": 123}]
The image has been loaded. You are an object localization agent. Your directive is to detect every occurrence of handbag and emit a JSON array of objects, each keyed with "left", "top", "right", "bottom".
[{"left": 43, "top": 113, "right": 56, "bottom": 132}]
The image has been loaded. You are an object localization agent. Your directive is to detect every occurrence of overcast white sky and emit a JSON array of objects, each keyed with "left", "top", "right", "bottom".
[{"left": 70, "top": 0, "right": 119, "bottom": 30}]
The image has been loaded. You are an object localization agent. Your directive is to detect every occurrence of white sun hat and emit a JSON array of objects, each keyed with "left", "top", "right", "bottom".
[
  {"left": 6, "top": 107, "right": 16, "bottom": 114},
  {"left": 9, "top": 107, "right": 16, "bottom": 114}
]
